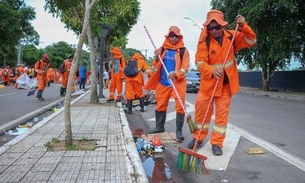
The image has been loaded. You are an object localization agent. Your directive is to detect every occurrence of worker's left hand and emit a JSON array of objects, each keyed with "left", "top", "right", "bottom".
[
  {"left": 167, "top": 71, "right": 176, "bottom": 79},
  {"left": 236, "top": 15, "right": 245, "bottom": 27}
]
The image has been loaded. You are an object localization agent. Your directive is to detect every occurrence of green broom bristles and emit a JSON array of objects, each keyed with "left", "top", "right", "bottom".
[
  {"left": 175, "top": 147, "right": 209, "bottom": 174},
  {"left": 186, "top": 115, "right": 198, "bottom": 133}
]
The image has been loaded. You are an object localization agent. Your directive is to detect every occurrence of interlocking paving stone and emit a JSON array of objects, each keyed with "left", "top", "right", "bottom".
[
  {"left": 31, "top": 163, "right": 58, "bottom": 172},
  {"left": 80, "top": 162, "right": 106, "bottom": 171},
  {"left": 12, "top": 157, "right": 40, "bottom": 165},
  {"left": 60, "top": 156, "right": 84, "bottom": 163},
  {"left": 20, "top": 171, "right": 53, "bottom": 181},
  {"left": 49, "top": 169, "right": 79, "bottom": 181},
  {"left": 76, "top": 170, "right": 105, "bottom": 180},
  {"left": 64, "top": 151, "right": 86, "bottom": 157},
  {"left": 36, "top": 156, "right": 62, "bottom": 164},
  {"left": 55, "top": 162, "right": 82, "bottom": 171},
  {"left": 43, "top": 151, "right": 65, "bottom": 157}
]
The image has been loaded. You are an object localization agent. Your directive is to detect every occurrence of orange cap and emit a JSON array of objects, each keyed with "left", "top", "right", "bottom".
[
  {"left": 203, "top": 10, "right": 228, "bottom": 27},
  {"left": 111, "top": 47, "right": 121, "bottom": 54},
  {"left": 165, "top": 26, "right": 183, "bottom": 38}
]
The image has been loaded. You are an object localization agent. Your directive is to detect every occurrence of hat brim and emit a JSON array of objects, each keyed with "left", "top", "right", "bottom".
[
  {"left": 165, "top": 31, "right": 183, "bottom": 38},
  {"left": 203, "top": 18, "right": 228, "bottom": 27}
]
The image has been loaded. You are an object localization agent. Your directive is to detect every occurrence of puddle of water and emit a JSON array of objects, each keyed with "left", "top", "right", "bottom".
[
  {"left": 142, "top": 156, "right": 173, "bottom": 182},
  {"left": 132, "top": 128, "right": 173, "bottom": 182}
]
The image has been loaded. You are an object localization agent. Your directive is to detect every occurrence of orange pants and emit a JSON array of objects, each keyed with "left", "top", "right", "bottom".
[
  {"left": 37, "top": 74, "right": 47, "bottom": 90},
  {"left": 193, "top": 84, "right": 232, "bottom": 148},
  {"left": 155, "top": 83, "right": 185, "bottom": 114},
  {"left": 109, "top": 73, "right": 123, "bottom": 100},
  {"left": 125, "top": 80, "right": 144, "bottom": 100},
  {"left": 61, "top": 72, "right": 69, "bottom": 88}
]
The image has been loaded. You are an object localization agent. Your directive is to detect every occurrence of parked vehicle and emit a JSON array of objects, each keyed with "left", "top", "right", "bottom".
[{"left": 186, "top": 70, "right": 200, "bottom": 93}]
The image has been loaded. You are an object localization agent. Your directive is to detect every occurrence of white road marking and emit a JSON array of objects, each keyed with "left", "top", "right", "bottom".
[
  {"left": 0, "top": 92, "right": 17, "bottom": 97},
  {"left": 196, "top": 126, "right": 241, "bottom": 170},
  {"left": 148, "top": 100, "right": 305, "bottom": 172},
  {"left": 229, "top": 123, "right": 305, "bottom": 172}
]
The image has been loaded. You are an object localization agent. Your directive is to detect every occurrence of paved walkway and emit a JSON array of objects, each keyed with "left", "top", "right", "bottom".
[{"left": 0, "top": 89, "right": 148, "bottom": 183}]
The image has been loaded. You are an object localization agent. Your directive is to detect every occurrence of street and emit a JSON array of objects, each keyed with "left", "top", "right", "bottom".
[
  {"left": 127, "top": 91, "right": 305, "bottom": 183},
  {"left": 0, "top": 83, "right": 65, "bottom": 126}
]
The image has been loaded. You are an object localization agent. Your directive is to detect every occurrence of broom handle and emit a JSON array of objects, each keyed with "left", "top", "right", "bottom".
[
  {"left": 193, "top": 24, "right": 239, "bottom": 152},
  {"left": 144, "top": 26, "right": 189, "bottom": 117}
]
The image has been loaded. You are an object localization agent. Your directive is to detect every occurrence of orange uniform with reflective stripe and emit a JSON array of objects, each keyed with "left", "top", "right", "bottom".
[
  {"left": 125, "top": 53, "right": 151, "bottom": 100},
  {"left": 109, "top": 50, "right": 126, "bottom": 101},
  {"left": 145, "top": 33, "right": 190, "bottom": 113},
  {"left": 35, "top": 60, "right": 51, "bottom": 90},
  {"left": 193, "top": 23, "right": 257, "bottom": 147},
  {"left": 61, "top": 59, "right": 72, "bottom": 88}
]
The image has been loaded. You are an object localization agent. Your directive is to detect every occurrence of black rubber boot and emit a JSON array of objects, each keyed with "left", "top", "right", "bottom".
[
  {"left": 176, "top": 113, "right": 185, "bottom": 142},
  {"left": 63, "top": 88, "right": 66, "bottom": 96},
  {"left": 148, "top": 110, "right": 166, "bottom": 134},
  {"left": 188, "top": 138, "right": 203, "bottom": 149},
  {"left": 127, "top": 100, "right": 133, "bottom": 114},
  {"left": 60, "top": 87, "right": 64, "bottom": 96},
  {"left": 37, "top": 90, "right": 44, "bottom": 101},
  {"left": 139, "top": 97, "right": 145, "bottom": 112},
  {"left": 36, "top": 90, "right": 42, "bottom": 99}
]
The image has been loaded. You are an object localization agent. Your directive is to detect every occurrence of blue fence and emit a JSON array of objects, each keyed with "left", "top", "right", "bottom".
[{"left": 239, "top": 71, "right": 305, "bottom": 92}]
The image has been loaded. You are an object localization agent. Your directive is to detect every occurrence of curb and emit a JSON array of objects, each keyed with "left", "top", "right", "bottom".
[{"left": 118, "top": 102, "right": 149, "bottom": 183}]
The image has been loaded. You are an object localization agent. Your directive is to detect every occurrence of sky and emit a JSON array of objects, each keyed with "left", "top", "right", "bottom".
[
  {"left": 24, "top": 0, "right": 211, "bottom": 69},
  {"left": 23, "top": 0, "right": 302, "bottom": 70}
]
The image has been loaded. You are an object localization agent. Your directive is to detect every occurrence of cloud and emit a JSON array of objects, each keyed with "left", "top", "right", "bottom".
[
  {"left": 127, "top": 0, "right": 212, "bottom": 68},
  {"left": 26, "top": 0, "right": 214, "bottom": 69},
  {"left": 24, "top": 0, "right": 78, "bottom": 48}
]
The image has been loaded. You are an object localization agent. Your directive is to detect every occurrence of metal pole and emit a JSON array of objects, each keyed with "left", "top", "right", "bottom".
[
  {"left": 99, "top": 36, "right": 105, "bottom": 98},
  {"left": 17, "top": 44, "right": 22, "bottom": 65},
  {"left": 185, "top": 17, "right": 202, "bottom": 30},
  {"left": 98, "top": 24, "right": 115, "bottom": 98}
]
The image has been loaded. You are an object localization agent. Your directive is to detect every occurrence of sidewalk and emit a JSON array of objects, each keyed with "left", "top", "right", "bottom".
[
  {"left": 239, "top": 87, "right": 305, "bottom": 102},
  {"left": 0, "top": 89, "right": 148, "bottom": 183}
]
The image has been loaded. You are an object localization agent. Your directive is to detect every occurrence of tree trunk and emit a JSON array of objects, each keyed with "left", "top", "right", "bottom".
[
  {"left": 64, "top": 0, "right": 98, "bottom": 148},
  {"left": 87, "top": 25, "right": 99, "bottom": 104}
]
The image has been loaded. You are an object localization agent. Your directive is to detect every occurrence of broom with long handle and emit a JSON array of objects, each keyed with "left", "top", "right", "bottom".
[
  {"left": 143, "top": 26, "right": 198, "bottom": 135},
  {"left": 27, "top": 62, "right": 50, "bottom": 96},
  {"left": 176, "top": 24, "right": 239, "bottom": 174}
]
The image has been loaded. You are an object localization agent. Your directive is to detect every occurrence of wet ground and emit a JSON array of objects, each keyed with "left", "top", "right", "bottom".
[
  {"left": 126, "top": 109, "right": 187, "bottom": 183},
  {"left": 0, "top": 102, "right": 64, "bottom": 146}
]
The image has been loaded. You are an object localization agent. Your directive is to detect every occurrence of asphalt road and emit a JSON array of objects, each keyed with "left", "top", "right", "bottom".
[
  {"left": 126, "top": 91, "right": 305, "bottom": 183},
  {"left": 0, "top": 83, "right": 64, "bottom": 126}
]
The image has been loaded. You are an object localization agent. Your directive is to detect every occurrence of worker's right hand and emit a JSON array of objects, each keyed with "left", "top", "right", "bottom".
[
  {"left": 154, "top": 50, "right": 160, "bottom": 61},
  {"left": 212, "top": 69, "right": 224, "bottom": 80}
]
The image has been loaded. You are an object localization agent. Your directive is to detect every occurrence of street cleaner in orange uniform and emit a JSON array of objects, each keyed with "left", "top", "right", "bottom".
[
  {"left": 188, "top": 10, "right": 257, "bottom": 156},
  {"left": 145, "top": 26, "right": 190, "bottom": 142},
  {"left": 107, "top": 47, "right": 126, "bottom": 102},
  {"left": 35, "top": 53, "right": 52, "bottom": 101},
  {"left": 60, "top": 55, "right": 73, "bottom": 96},
  {"left": 125, "top": 53, "right": 152, "bottom": 114}
]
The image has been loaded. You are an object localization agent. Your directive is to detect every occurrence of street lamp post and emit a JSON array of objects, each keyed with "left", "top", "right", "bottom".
[
  {"left": 99, "top": 24, "right": 115, "bottom": 98},
  {"left": 185, "top": 17, "right": 202, "bottom": 30}
]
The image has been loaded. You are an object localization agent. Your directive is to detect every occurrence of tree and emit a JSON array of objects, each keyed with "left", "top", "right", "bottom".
[
  {"left": 63, "top": 0, "right": 98, "bottom": 147},
  {"left": 211, "top": 0, "right": 305, "bottom": 90},
  {"left": 0, "top": 0, "right": 39, "bottom": 64},
  {"left": 45, "top": 0, "right": 140, "bottom": 103}
]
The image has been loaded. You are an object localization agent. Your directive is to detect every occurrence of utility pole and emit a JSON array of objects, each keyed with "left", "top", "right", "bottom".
[
  {"left": 141, "top": 49, "right": 148, "bottom": 58},
  {"left": 185, "top": 17, "right": 202, "bottom": 30},
  {"left": 98, "top": 24, "right": 115, "bottom": 98}
]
